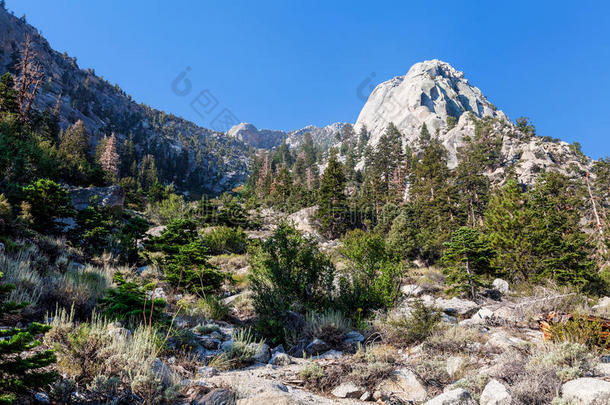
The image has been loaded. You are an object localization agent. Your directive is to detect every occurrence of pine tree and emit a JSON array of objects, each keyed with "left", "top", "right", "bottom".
[
  {"left": 59, "top": 120, "right": 90, "bottom": 161},
  {"left": 317, "top": 153, "right": 348, "bottom": 238},
  {"left": 99, "top": 133, "right": 120, "bottom": 179},
  {"left": 0, "top": 272, "right": 57, "bottom": 403},
  {"left": 0, "top": 73, "right": 19, "bottom": 115},
  {"left": 441, "top": 226, "right": 495, "bottom": 299}
]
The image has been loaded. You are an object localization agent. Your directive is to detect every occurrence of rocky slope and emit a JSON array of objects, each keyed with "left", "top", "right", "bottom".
[
  {"left": 353, "top": 59, "right": 591, "bottom": 184},
  {"left": 0, "top": 7, "right": 249, "bottom": 196},
  {"left": 228, "top": 121, "right": 349, "bottom": 151}
]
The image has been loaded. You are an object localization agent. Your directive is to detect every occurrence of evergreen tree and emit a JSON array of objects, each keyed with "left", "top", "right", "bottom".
[
  {"left": 441, "top": 226, "right": 495, "bottom": 299},
  {"left": 0, "top": 272, "right": 57, "bottom": 403},
  {"left": 317, "top": 153, "right": 348, "bottom": 238},
  {"left": 0, "top": 73, "right": 19, "bottom": 115},
  {"left": 20, "top": 178, "right": 74, "bottom": 234},
  {"left": 99, "top": 133, "right": 120, "bottom": 179}
]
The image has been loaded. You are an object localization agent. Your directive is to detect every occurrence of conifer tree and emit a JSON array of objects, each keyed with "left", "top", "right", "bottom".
[
  {"left": 0, "top": 272, "right": 57, "bottom": 403},
  {"left": 0, "top": 73, "right": 19, "bottom": 115},
  {"left": 317, "top": 153, "right": 348, "bottom": 238},
  {"left": 441, "top": 226, "right": 495, "bottom": 299},
  {"left": 99, "top": 133, "right": 120, "bottom": 179}
]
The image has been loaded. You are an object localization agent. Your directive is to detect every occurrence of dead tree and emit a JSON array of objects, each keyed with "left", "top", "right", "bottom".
[{"left": 16, "top": 35, "right": 43, "bottom": 120}]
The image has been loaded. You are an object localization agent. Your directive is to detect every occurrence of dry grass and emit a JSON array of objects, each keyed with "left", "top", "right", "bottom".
[
  {"left": 304, "top": 310, "right": 351, "bottom": 347},
  {"left": 423, "top": 324, "right": 487, "bottom": 355}
]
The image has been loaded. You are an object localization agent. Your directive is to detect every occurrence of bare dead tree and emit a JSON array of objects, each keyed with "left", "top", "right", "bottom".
[
  {"left": 584, "top": 171, "right": 609, "bottom": 272},
  {"left": 16, "top": 35, "right": 44, "bottom": 120}
]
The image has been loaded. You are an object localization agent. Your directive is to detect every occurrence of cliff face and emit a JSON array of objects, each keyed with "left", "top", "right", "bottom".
[
  {"left": 0, "top": 8, "right": 249, "bottom": 196},
  {"left": 354, "top": 59, "right": 591, "bottom": 184}
]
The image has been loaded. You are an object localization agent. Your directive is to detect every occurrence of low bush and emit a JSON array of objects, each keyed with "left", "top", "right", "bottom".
[
  {"left": 45, "top": 308, "right": 179, "bottom": 403},
  {"left": 547, "top": 315, "right": 605, "bottom": 348},
  {"left": 195, "top": 295, "right": 230, "bottom": 321},
  {"left": 423, "top": 324, "right": 487, "bottom": 354},
  {"left": 208, "top": 328, "right": 259, "bottom": 370},
  {"left": 382, "top": 299, "right": 441, "bottom": 346},
  {"left": 203, "top": 226, "right": 248, "bottom": 255},
  {"left": 304, "top": 310, "right": 351, "bottom": 347}
]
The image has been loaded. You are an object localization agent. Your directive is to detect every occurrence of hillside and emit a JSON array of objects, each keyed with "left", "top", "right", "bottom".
[{"left": 0, "top": 7, "right": 249, "bottom": 196}]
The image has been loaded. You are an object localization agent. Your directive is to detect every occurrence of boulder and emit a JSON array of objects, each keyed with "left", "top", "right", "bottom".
[
  {"left": 592, "top": 296, "right": 610, "bottom": 312},
  {"left": 377, "top": 368, "right": 427, "bottom": 402},
  {"left": 191, "top": 388, "right": 235, "bottom": 405},
  {"left": 287, "top": 206, "right": 319, "bottom": 236},
  {"left": 424, "top": 388, "right": 476, "bottom": 405},
  {"left": 197, "top": 366, "right": 219, "bottom": 378},
  {"left": 69, "top": 185, "right": 124, "bottom": 211},
  {"left": 435, "top": 297, "right": 479, "bottom": 317},
  {"left": 305, "top": 338, "right": 330, "bottom": 355},
  {"left": 200, "top": 337, "right": 221, "bottom": 350},
  {"left": 480, "top": 379, "right": 511, "bottom": 405},
  {"left": 561, "top": 378, "right": 610, "bottom": 404},
  {"left": 492, "top": 279, "right": 510, "bottom": 294},
  {"left": 485, "top": 331, "right": 527, "bottom": 350},
  {"left": 312, "top": 350, "right": 343, "bottom": 360},
  {"left": 269, "top": 352, "right": 292, "bottom": 366},
  {"left": 252, "top": 343, "right": 271, "bottom": 363},
  {"left": 331, "top": 382, "right": 365, "bottom": 399}
]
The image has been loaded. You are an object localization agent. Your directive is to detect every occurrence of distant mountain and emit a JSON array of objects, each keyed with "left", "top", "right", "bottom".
[
  {"left": 227, "top": 122, "right": 349, "bottom": 151},
  {"left": 0, "top": 7, "right": 249, "bottom": 196},
  {"left": 353, "top": 59, "right": 591, "bottom": 184}
]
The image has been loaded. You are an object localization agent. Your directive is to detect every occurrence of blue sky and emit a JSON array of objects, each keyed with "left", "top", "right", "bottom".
[{"left": 7, "top": 0, "right": 610, "bottom": 158}]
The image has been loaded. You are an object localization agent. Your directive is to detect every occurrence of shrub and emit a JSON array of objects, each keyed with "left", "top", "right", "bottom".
[
  {"left": 208, "top": 328, "right": 259, "bottom": 370},
  {"left": 300, "top": 362, "right": 326, "bottom": 389},
  {"left": 74, "top": 206, "right": 114, "bottom": 254},
  {"left": 99, "top": 272, "right": 166, "bottom": 326},
  {"left": 337, "top": 229, "right": 403, "bottom": 315},
  {"left": 203, "top": 226, "right": 248, "bottom": 255},
  {"left": 194, "top": 295, "right": 230, "bottom": 321},
  {"left": 20, "top": 178, "right": 74, "bottom": 234},
  {"left": 45, "top": 308, "right": 178, "bottom": 403},
  {"left": 193, "top": 323, "right": 221, "bottom": 335},
  {"left": 0, "top": 271, "right": 57, "bottom": 404},
  {"left": 547, "top": 316, "right": 605, "bottom": 349},
  {"left": 304, "top": 310, "right": 351, "bottom": 347},
  {"left": 423, "top": 324, "right": 487, "bottom": 355},
  {"left": 250, "top": 222, "right": 335, "bottom": 343},
  {"left": 383, "top": 299, "right": 441, "bottom": 346}
]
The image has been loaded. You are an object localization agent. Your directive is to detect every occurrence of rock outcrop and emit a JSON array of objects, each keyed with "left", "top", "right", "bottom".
[{"left": 68, "top": 185, "right": 125, "bottom": 211}]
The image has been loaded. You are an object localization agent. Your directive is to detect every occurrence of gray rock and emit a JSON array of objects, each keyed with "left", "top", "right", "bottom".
[
  {"left": 305, "top": 338, "right": 330, "bottom": 355},
  {"left": 269, "top": 352, "right": 291, "bottom": 366},
  {"left": 377, "top": 368, "right": 427, "bottom": 402},
  {"left": 34, "top": 392, "right": 50, "bottom": 404},
  {"left": 480, "top": 379, "right": 511, "bottom": 405},
  {"left": 435, "top": 297, "right": 480, "bottom": 317},
  {"left": 561, "top": 378, "right": 610, "bottom": 404},
  {"left": 191, "top": 388, "right": 235, "bottom": 405},
  {"left": 197, "top": 366, "right": 219, "bottom": 378},
  {"left": 331, "top": 382, "right": 364, "bottom": 398},
  {"left": 69, "top": 185, "right": 125, "bottom": 211},
  {"left": 446, "top": 356, "right": 465, "bottom": 378},
  {"left": 360, "top": 391, "right": 371, "bottom": 401},
  {"left": 592, "top": 296, "right": 610, "bottom": 312},
  {"left": 401, "top": 284, "right": 424, "bottom": 296},
  {"left": 200, "top": 337, "right": 222, "bottom": 350},
  {"left": 312, "top": 350, "right": 343, "bottom": 360},
  {"left": 424, "top": 388, "right": 476, "bottom": 405},
  {"left": 272, "top": 344, "right": 285, "bottom": 354},
  {"left": 492, "top": 278, "right": 510, "bottom": 294},
  {"left": 252, "top": 343, "right": 271, "bottom": 363},
  {"left": 221, "top": 340, "right": 233, "bottom": 351},
  {"left": 343, "top": 331, "right": 365, "bottom": 346}
]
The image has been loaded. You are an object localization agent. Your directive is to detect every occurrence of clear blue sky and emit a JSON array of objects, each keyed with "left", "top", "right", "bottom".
[{"left": 7, "top": 0, "right": 610, "bottom": 158}]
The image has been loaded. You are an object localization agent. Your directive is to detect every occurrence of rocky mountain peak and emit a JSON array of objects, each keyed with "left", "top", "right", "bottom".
[{"left": 355, "top": 59, "right": 508, "bottom": 145}]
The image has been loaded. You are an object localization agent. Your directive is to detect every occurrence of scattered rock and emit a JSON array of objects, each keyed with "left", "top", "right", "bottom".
[
  {"left": 312, "top": 350, "right": 343, "bottom": 360},
  {"left": 305, "top": 338, "right": 330, "bottom": 355},
  {"left": 401, "top": 284, "right": 424, "bottom": 296},
  {"left": 360, "top": 391, "right": 371, "bottom": 401},
  {"left": 492, "top": 279, "right": 510, "bottom": 294},
  {"left": 253, "top": 343, "right": 271, "bottom": 363},
  {"left": 424, "top": 388, "right": 476, "bottom": 405},
  {"left": 107, "top": 322, "right": 131, "bottom": 339},
  {"left": 197, "top": 366, "right": 219, "bottom": 378},
  {"left": 592, "top": 297, "right": 610, "bottom": 312},
  {"left": 237, "top": 392, "right": 303, "bottom": 405},
  {"left": 480, "top": 379, "right": 511, "bottom": 405},
  {"left": 485, "top": 331, "right": 527, "bottom": 350},
  {"left": 33, "top": 392, "right": 50, "bottom": 404},
  {"left": 284, "top": 311, "right": 306, "bottom": 332},
  {"left": 561, "top": 378, "right": 610, "bottom": 404},
  {"left": 446, "top": 356, "right": 465, "bottom": 378},
  {"left": 272, "top": 344, "right": 285, "bottom": 354},
  {"left": 435, "top": 297, "right": 480, "bottom": 317},
  {"left": 377, "top": 368, "right": 427, "bottom": 402},
  {"left": 331, "top": 382, "right": 364, "bottom": 399},
  {"left": 269, "top": 352, "right": 292, "bottom": 366},
  {"left": 221, "top": 340, "right": 233, "bottom": 352},
  {"left": 343, "top": 331, "right": 365, "bottom": 345},
  {"left": 200, "top": 337, "right": 222, "bottom": 350},
  {"left": 191, "top": 388, "right": 235, "bottom": 405}
]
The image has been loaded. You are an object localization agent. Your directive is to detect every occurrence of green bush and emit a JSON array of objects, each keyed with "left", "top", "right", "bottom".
[
  {"left": 249, "top": 222, "right": 335, "bottom": 343},
  {"left": 203, "top": 226, "right": 248, "bottom": 255},
  {"left": 384, "top": 299, "right": 441, "bottom": 346},
  {"left": 99, "top": 273, "right": 166, "bottom": 326},
  {"left": 208, "top": 328, "right": 260, "bottom": 370},
  {"left": 337, "top": 229, "right": 403, "bottom": 315},
  {"left": 20, "top": 178, "right": 74, "bottom": 234}
]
